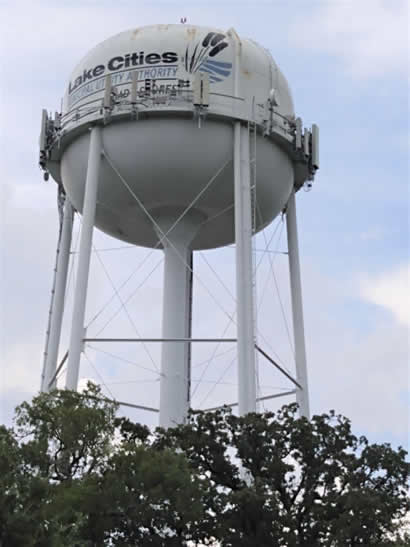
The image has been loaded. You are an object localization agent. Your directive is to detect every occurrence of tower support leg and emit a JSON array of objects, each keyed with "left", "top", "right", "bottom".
[
  {"left": 157, "top": 212, "right": 201, "bottom": 429},
  {"left": 286, "top": 188, "right": 310, "bottom": 418},
  {"left": 66, "top": 126, "right": 102, "bottom": 390},
  {"left": 234, "top": 122, "right": 257, "bottom": 416},
  {"left": 41, "top": 194, "right": 73, "bottom": 392}
]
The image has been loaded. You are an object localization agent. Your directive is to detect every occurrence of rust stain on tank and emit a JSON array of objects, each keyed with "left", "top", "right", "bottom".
[
  {"left": 131, "top": 28, "right": 140, "bottom": 39},
  {"left": 186, "top": 27, "right": 197, "bottom": 40},
  {"left": 242, "top": 68, "right": 251, "bottom": 79}
]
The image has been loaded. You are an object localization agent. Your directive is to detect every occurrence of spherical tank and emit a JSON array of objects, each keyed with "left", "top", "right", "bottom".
[{"left": 55, "top": 24, "right": 296, "bottom": 250}]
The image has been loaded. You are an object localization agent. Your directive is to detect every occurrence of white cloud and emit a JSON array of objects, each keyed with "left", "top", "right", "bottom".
[
  {"left": 0, "top": 0, "right": 408, "bottom": 450},
  {"left": 360, "top": 263, "right": 410, "bottom": 327},
  {"left": 311, "top": 322, "right": 408, "bottom": 440},
  {"left": 289, "top": 0, "right": 408, "bottom": 78},
  {"left": 359, "top": 227, "right": 388, "bottom": 242}
]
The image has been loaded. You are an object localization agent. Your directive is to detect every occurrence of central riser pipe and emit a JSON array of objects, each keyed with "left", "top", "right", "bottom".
[
  {"left": 156, "top": 212, "right": 201, "bottom": 429},
  {"left": 159, "top": 243, "right": 192, "bottom": 428}
]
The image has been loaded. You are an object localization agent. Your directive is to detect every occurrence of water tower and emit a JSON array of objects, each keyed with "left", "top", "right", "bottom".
[{"left": 39, "top": 24, "right": 319, "bottom": 428}]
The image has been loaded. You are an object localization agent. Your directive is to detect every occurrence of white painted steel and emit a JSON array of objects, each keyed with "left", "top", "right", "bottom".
[
  {"left": 66, "top": 127, "right": 102, "bottom": 390},
  {"left": 286, "top": 189, "right": 310, "bottom": 418},
  {"left": 42, "top": 198, "right": 73, "bottom": 392},
  {"left": 84, "top": 338, "right": 237, "bottom": 343},
  {"left": 204, "top": 389, "right": 297, "bottom": 412},
  {"left": 42, "top": 23, "right": 318, "bottom": 428},
  {"left": 63, "top": 25, "right": 294, "bottom": 128},
  {"left": 61, "top": 119, "right": 293, "bottom": 250},
  {"left": 57, "top": 25, "right": 294, "bottom": 251},
  {"left": 234, "top": 122, "right": 256, "bottom": 415},
  {"left": 156, "top": 212, "right": 202, "bottom": 428}
]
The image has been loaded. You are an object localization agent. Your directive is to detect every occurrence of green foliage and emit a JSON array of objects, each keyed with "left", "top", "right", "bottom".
[
  {"left": 0, "top": 386, "right": 408, "bottom": 546},
  {"left": 14, "top": 383, "right": 118, "bottom": 481},
  {"left": 156, "top": 404, "right": 409, "bottom": 546}
]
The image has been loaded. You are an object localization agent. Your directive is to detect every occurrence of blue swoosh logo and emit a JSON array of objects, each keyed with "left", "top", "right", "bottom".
[{"left": 198, "top": 59, "right": 232, "bottom": 83}]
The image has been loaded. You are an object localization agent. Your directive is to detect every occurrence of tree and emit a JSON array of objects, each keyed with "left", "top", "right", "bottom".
[
  {"left": 0, "top": 386, "right": 408, "bottom": 546},
  {"left": 2, "top": 385, "right": 207, "bottom": 546},
  {"left": 0, "top": 425, "right": 48, "bottom": 546},
  {"left": 155, "top": 405, "right": 410, "bottom": 546}
]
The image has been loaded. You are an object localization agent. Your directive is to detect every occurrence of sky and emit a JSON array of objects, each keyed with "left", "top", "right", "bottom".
[{"left": 0, "top": 0, "right": 408, "bottom": 449}]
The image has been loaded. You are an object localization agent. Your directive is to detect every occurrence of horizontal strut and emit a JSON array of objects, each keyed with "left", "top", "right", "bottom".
[
  {"left": 48, "top": 345, "right": 301, "bottom": 403},
  {"left": 103, "top": 391, "right": 299, "bottom": 415},
  {"left": 202, "top": 389, "right": 297, "bottom": 412},
  {"left": 84, "top": 338, "right": 237, "bottom": 343},
  {"left": 113, "top": 400, "right": 159, "bottom": 413},
  {"left": 80, "top": 393, "right": 160, "bottom": 414}
]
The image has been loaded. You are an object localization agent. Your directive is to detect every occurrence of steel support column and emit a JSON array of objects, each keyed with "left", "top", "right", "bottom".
[
  {"left": 234, "top": 122, "right": 257, "bottom": 416},
  {"left": 66, "top": 126, "right": 102, "bottom": 390},
  {"left": 286, "top": 188, "right": 310, "bottom": 418},
  {"left": 41, "top": 196, "right": 73, "bottom": 391}
]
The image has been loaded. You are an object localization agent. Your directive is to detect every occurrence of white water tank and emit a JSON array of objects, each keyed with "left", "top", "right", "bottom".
[{"left": 46, "top": 24, "right": 301, "bottom": 249}]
